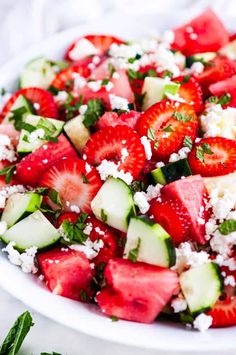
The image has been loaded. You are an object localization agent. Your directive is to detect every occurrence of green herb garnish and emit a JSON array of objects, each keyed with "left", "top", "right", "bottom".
[
  {"left": 0, "top": 165, "right": 16, "bottom": 184},
  {"left": 196, "top": 143, "right": 213, "bottom": 164},
  {"left": 83, "top": 99, "right": 105, "bottom": 128},
  {"left": 219, "top": 219, "right": 236, "bottom": 235},
  {"left": 61, "top": 213, "right": 88, "bottom": 244},
  {"left": 208, "top": 93, "right": 231, "bottom": 106},
  {"left": 101, "top": 209, "right": 108, "bottom": 223},
  {"left": 183, "top": 136, "right": 193, "bottom": 150},
  {"left": 172, "top": 111, "right": 193, "bottom": 122},
  {"left": 128, "top": 238, "right": 141, "bottom": 263}
]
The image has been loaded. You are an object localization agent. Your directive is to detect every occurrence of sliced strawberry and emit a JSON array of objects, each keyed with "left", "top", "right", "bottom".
[
  {"left": 172, "top": 9, "right": 229, "bottom": 55},
  {"left": 16, "top": 134, "right": 77, "bottom": 186},
  {"left": 51, "top": 63, "right": 91, "bottom": 91},
  {"left": 57, "top": 211, "right": 79, "bottom": 227},
  {"left": 197, "top": 56, "right": 236, "bottom": 94},
  {"left": 1, "top": 88, "right": 58, "bottom": 119},
  {"left": 173, "top": 76, "right": 203, "bottom": 113},
  {"left": 97, "top": 110, "right": 141, "bottom": 130},
  {"left": 162, "top": 175, "right": 210, "bottom": 245},
  {"left": 37, "top": 248, "right": 94, "bottom": 302},
  {"left": 40, "top": 157, "right": 102, "bottom": 213},
  {"left": 86, "top": 216, "right": 119, "bottom": 266},
  {"left": 188, "top": 137, "right": 236, "bottom": 177},
  {"left": 208, "top": 296, "right": 236, "bottom": 327},
  {"left": 209, "top": 74, "right": 236, "bottom": 108},
  {"left": 83, "top": 125, "right": 145, "bottom": 179},
  {"left": 149, "top": 196, "right": 191, "bottom": 245},
  {"left": 65, "top": 35, "right": 124, "bottom": 61},
  {"left": 137, "top": 100, "right": 198, "bottom": 161},
  {"left": 96, "top": 259, "right": 178, "bottom": 323}
]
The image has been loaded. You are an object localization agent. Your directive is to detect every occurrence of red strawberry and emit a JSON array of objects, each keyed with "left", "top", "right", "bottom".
[
  {"left": 137, "top": 100, "right": 198, "bottom": 161},
  {"left": 172, "top": 9, "right": 229, "bottom": 55},
  {"left": 37, "top": 248, "right": 94, "bottom": 302},
  {"left": 149, "top": 196, "right": 191, "bottom": 245},
  {"left": 16, "top": 134, "right": 77, "bottom": 186},
  {"left": 162, "top": 175, "right": 211, "bottom": 245},
  {"left": 1, "top": 88, "right": 58, "bottom": 119},
  {"left": 174, "top": 76, "right": 203, "bottom": 113},
  {"left": 57, "top": 211, "right": 79, "bottom": 227},
  {"left": 83, "top": 125, "right": 145, "bottom": 179},
  {"left": 65, "top": 35, "right": 124, "bottom": 61},
  {"left": 86, "top": 216, "right": 119, "bottom": 266},
  {"left": 96, "top": 258, "right": 178, "bottom": 323},
  {"left": 51, "top": 63, "right": 90, "bottom": 91},
  {"left": 209, "top": 74, "right": 236, "bottom": 108},
  {"left": 208, "top": 296, "right": 236, "bottom": 327},
  {"left": 197, "top": 56, "right": 236, "bottom": 94},
  {"left": 97, "top": 110, "right": 141, "bottom": 130},
  {"left": 40, "top": 157, "right": 102, "bottom": 213},
  {"left": 188, "top": 137, "right": 236, "bottom": 177}
]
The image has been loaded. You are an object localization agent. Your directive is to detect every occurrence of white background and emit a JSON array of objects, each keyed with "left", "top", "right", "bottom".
[{"left": 0, "top": 0, "right": 235, "bottom": 354}]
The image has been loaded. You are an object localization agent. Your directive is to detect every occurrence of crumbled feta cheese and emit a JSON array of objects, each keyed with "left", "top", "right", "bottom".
[
  {"left": 79, "top": 104, "right": 88, "bottom": 115},
  {"left": 33, "top": 102, "right": 40, "bottom": 110},
  {"left": 171, "top": 294, "right": 187, "bottom": 313},
  {"left": 109, "top": 94, "right": 129, "bottom": 111},
  {"left": 141, "top": 136, "right": 152, "bottom": 160},
  {"left": 70, "top": 205, "right": 80, "bottom": 213},
  {"left": 169, "top": 147, "right": 191, "bottom": 163},
  {"left": 190, "top": 62, "right": 204, "bottom": 75},
  {"left": 87, "top": 80, "right": 102, "bottom": 92},
  {"left": 69, "top": 238, "right": 104, "bottom": 260},
  {"left": 146, "top": 184, "right": 162, "bottom": 200},
  {"left": 97, "top": 159, "right": 133, "bottom": 185},
  {"left": 28, "top": 128, "right": 45, "bottom": 144},
  {"left": 0, "top": 221, "right": 7, "bottom": 235},
  {"left": 69, "top": 38, "right": 99, "bottom": 61},
  {"left": 2, "top": 242, "right": 38, "bottom": 274},
  {"left": 173, "top": 242, "right": 210, "bottom": 273},
  {"left": 155, "top": 161, "right": 165, "bottom": 168},
  {"left": 161, "top": 30, "right": 175, "bottom": 45},
  {"left": 85, "top": 162, "right": 92, "bottom": 173},
  {"left": 55, "top": 91, "right": 68, "bottom": 104},
  {"left": 94, "top": 227, "right": 105, "bottom": 236},
  {"left": 72, "top": 73, "right": 87, "bottom": 90},
  {"left": 0, "top": 134, "right": 17, "bottom": 162},
  {"left": 105, "top": 81, "right": 114, "bottom": 92},
  {"left": 0, "top": 185, "right": 27, "bottom": 209},
  {"left": 224, "top": 275, "right": 236, "bottom": 287},
  {"left": 112, "top": 72, "right": 120, "bottom": 79},
  {"left": 193, "top": 314, "right": 213, "bottom": 332},
  {"left": 121, "top": 148, "right": 129, "bottom": 163},
  {"left": 92, "top": 56, "right": 101, "bottom": 65},
  {"left": 83, "top": 222, "right": 93, "bottom": 236},
  {"left": 134, "top": 192, "right": 150, "bottom": 214}
]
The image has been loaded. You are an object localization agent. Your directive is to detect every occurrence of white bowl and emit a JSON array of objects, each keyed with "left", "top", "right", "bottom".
[{"left": 0, "top": 11, "right": 235, "bottom": 353}]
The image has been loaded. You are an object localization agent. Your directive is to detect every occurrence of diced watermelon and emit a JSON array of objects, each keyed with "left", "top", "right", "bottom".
[
  {"left": 16, "top": 134, "right": 77, "bottom": 186},
  {"left": 97, "top": 110, "right": 141, "bottom": 130},
  {"left": 172, "top": 9, "right": 229, "bottom": 55},
  {"left": 96, "top": 259, "right": 178, "bottom": 323},
  {"left": 209, "top": 74, "right": 236, "bottom": 108},
  {"left": 162, "top": 175, "right": 210, "bottom": 244},
  {"left": 37, "top": 248, "right": 94, "bottom": 301}
]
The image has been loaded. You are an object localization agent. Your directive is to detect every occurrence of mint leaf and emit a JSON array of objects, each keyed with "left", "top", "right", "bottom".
[
  {"left": 147, "top": 128, "right": 159, "bottom": 150},
  {"left": 208, "top": 93, "right": 231, "bottom": 106},
  {"left": 128, "top": 238, "right": 141, "bottom": 263},
  {"left": 183, "top": 136, "right": 193, "bottom": 150},
  {"left": 61, "top": 213, "right": 88, "bottom": 244},
  {"left": 48, "top": 189, "right": 62, "bottom": 208},
  {"left": 172, "top": 111, "right": 193, "bottom": 122},
  {"left": 219, "top": 219, "right": 236, "bottom": 235},
  {"left": 101, "top": 209, "right": 107, "bottom": 223},
  {"left": 162, "top": 125, "right": 174, "bottom": 132},
  {"left": 0, "top": 164, "right": 16, "bottom": 184},
  {"left": 111, "top": 315, "right": 119, "bottom": 322},
  {"left": 83, "top": 99, "right": 105, "bottom": 128},
  {"left": 196, "top": 143, "right": 213, "bottom": 164},
  {"left": 80, "top": 289, "right": 88, "bottom": 302},
  {"left": 0, "top": 311, "right": 33, "bottom": 355}
]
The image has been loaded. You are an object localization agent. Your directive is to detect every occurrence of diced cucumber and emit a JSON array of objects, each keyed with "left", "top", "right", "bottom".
[
  {"left": 91, "top": 177, "right": 136, "bottom": 232},
  {"left": 64, "top": 115, "right": 90, "bottom": 154},
  {"left": 124, "top": 216, "right": 176, "bottom": 267},
  {"left": 1, "top": 210, "right": 60, "bottom": 251},
  {"left": 17, "top": 114, "right": 64, "bottom": 153},
  {"left": 1, "top": 192, "right": 42, "bottom": 227},
  {"left": 2, "top": 95, "right": 33, "bottom": 124},
  {"left": 151, "top": 159, "right": 192, "bottom": 185},
  {"left": 185, "top": 52, "right": 216, "bottom": 68},
  {"left": 180, "top": 262, "right": 223, "bottom": 315},
  {"left": 19, "top": 57, "right": 56, "bottom": 89},
  {"left": 220, "top": 39, "right": 236, "bottom": 60},
  {"left": 142, "top": 77, "right": 180, "bottom": 110}
]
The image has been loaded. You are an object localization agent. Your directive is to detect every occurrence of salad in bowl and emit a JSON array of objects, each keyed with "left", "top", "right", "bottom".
[{"left": 0, "top": 8, "right": 236, "bottom": 333}]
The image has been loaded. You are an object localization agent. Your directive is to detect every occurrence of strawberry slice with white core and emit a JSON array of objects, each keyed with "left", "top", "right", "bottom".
[
  {"left": 83, "top": 125, "right": 145, "bottom": 180},
  {"left": 162, "top": 175, "right": 210, "bottom": 245},
  {"left": 16, "top": 134, "right": 77, "bottom": 186},
  {"left": 96, "top": 258, "right": 178, "bottom": 323},
  {"left": 40, "top": 157, "right": 102, "bottom": 213}
]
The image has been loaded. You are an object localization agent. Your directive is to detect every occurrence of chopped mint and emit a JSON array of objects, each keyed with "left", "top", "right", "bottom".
[
  {"left": 208, "top": 93, "right": 231, "bottom": 106},
  {"left": 48, "top": 189, "right": 62, "bottom": 208},
  {"left": 82, "top": 99, "right": 105, "bottom": 128},
  {"left": 162, "top": 125, "right": 174, "bottom": 132},
  {"left": 196, "top": 143, "right": 213, "bottom": 164},
  {"left": 147, "top": 127, "right": 159, "bottom": 150},
  {"left": 183, "top": 136, "right": 193, "bottom": 150},
  {"left": 80, "top": 289, "right": 88, "bottom": 302},
  {"left": 128, "top": 237, "right": 141, "bottom": 263},
  {"left": 111, "top": 315, "right": 119, "bottom": 322},
  {"left": 61, "top": 213, "right": 88, "bottom": 244},
  {"left": 101, "top": 209, "right": 108, "bottom": 223},
  {"left": 0, "top": 164, "right": 16, "bottom": 184},
  {"left": 219, "top": 219, "right": 236, "bottom": 235},
  {"left": 101, "top": 78, "right": 109, "bottom": 86},
  {"left": 172, "top": 111, "right": 193, "bottom": 122}
]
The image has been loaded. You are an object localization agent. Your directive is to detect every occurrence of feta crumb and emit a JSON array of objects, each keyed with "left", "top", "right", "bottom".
[
  {"left": 140, "top": 136, "right": 152, "bottom": 160},
  {"left": 94, "top": 226, "right": 105, "bottom": 236},
  {"left": 55, "top": 91, "right": 68, "bottom": 104},
  {"left": 0, "top": 134, "right": 17, "bottom": 162},
  {"left": 0, "top": 185, "right": 27, "bottom": 209},
  {"left": 97, "top": 159, "right": 133, "bottom": 185},
  {"left": 171, "top": 295, "right": 187, "bottom": 313},
  {"left": 87, "top": 80, "right": 102, "bottom": 92},
  {"left": 224, "top": 275, "right": 236, "bottom": 287},
  {"left": 173, "top": 242, "right": 210, "bottom": 273},
  {"left": 2, "top": 242, "right": 38, "bottom": 274},
  {"left": 69, "top": 38, "right": 99, "bottom": 61},
  {"left": 169, "top": 147, "right": 191, "bottom": 163},
  {"left": 69, "top": 238, "right": 104, "bottom": 259},
  {"left": 134, "top": 191, "right": 150, "bottom": 214},
  {"left": 0, "top": 221, "right": 7, "bottom": 235},
  {"left": 193, "top": 314, "right": 213, "bottom": 332},
  {"left": 33, "top": 102, "right": 40, "bottom": 110},
  {"left": 109, "top": 94, "right": 129, "bottom": 111},
  {"left": 72, "top": 73, "right": 87, "bottom": 90},
  {"left": 190, "top": 62, "right": 204, "bottom": 75},
  {"left": 85, "top": 162, "right": 92, "bottom": 173},
  {"left": 121, "top": 147, "right": 129, "bottom": 163},
  {"left": 28, "top": 128, "right": 45, "bottom": 144},
  {"left": 155, "top": 161, "right": 165, "bottom": 168},
  {"left": 70, "top": 205, "right": 80, "bottom": 213},
  {"left": 79, "top": 104, "right": 88, "bottom": 115},
  {"left": 83, "top": 222, "right": 93, "bottom": 236},
  {"left": 112, "top": 72, "right": 120, "bottom": 79}
]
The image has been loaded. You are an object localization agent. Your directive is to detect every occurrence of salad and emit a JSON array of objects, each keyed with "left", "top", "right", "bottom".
[{"left": 0, "top": 8, "right": 236, "bottom": 332}]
